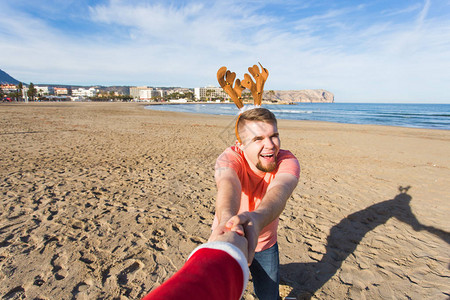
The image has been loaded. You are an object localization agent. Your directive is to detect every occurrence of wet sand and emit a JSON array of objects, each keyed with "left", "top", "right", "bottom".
[{"left": 0, "top": 102, "right": 449, "bottom": 299}]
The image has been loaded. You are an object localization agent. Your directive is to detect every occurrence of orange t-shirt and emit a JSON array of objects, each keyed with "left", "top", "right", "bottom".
[{"left": 213, "top": 145, "right": 300, "bottom": 252}]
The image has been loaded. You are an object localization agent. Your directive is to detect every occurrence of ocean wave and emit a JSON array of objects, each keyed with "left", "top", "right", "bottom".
[{"left": 145, "top": 103, "right": 450, "bottom": 130}]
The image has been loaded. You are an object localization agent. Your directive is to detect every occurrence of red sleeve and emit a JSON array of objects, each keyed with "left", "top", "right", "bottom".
[{"left": 142, "top": 248, "right": 244, "bottom": 300}]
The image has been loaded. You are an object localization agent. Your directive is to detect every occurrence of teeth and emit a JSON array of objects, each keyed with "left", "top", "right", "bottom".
[{"left": 261, "top": 154, "right": 273, "bottom": 157}]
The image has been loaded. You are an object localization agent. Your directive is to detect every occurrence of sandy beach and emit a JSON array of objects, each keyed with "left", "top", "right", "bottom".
[{"left": 0, "top": 102, "right": 449, "bottom": 299}]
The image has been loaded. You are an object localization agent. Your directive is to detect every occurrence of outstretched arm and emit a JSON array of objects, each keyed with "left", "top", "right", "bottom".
[
  {"left": 210, "top": 167, "right": 242, "bottom": 239},
  {"left": 227, "top": 173, "right": 298, "bottom": 262}
]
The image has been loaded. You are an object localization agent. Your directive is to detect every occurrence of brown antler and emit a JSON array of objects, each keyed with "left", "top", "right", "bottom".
[
  {"left": 241, "top": 73, "right": 257, "bottom": 104},
  {"left": 217, "top": 66, "right": 244, "bottom": 109},
  {"left": 242, "top": 62, "right": 269, "bottom": 106}
]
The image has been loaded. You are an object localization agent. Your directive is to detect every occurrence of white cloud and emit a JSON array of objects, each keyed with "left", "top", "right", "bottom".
[
  {"left": 381, "top": 3, "right": 422, "bottom": 17},
  {"left": 416, "top": 0, "right": 431, "bottom": 28}
]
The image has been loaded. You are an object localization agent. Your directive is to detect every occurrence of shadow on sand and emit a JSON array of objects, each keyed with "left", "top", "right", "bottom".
[{"left": 280, "top": 186, "right": 450, "bottom": 299}]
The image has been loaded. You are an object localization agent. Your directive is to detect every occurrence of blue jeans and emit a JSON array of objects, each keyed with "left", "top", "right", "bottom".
[{"left": 249, "top": 243, "right": 279, "bottom": 300}]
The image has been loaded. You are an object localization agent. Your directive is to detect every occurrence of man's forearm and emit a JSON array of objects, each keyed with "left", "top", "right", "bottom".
[
  {"left": 216, "top": 182, "right": 240, "bottom": 223},
  {"left": 215, "top": 169, "right": 242, "bottom": 224},
  {"left": 223, "top": 173, "right": 298, "bottom": 263},
  {"left": 223, "top": 181, "right": 296, "bottom": 264},
  {"left": 250, "top": 174, "right": 298, "bottom": 232}
]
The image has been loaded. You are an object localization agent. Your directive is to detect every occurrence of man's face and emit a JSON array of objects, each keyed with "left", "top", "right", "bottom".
[{"left": 239, "top": 121, "right": 280, "bottom": 173}]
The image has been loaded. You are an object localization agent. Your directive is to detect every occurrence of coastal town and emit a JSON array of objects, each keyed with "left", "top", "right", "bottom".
[
  {"left": 0, "top": 83, "right": 228, "bottom": 103},
  {"left": 0, "top": 67, "right": 334, "bottom": 103},
  {"left": 0, "top": 82, "right": 334, "bottom": 104}
]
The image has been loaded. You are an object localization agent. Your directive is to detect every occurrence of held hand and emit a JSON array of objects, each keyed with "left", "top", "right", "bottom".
[
  {"left": 208, "top": 222, "right": 227, "bottom": 243},
  {"left": 208, "top": 222, "right": 244, "bottom": 243},
  {"left": 208, "top": 231, "right": 249, "bottom": 262},
  {"left": 226, "top": 212, "right": 260, "bottom": 264}
]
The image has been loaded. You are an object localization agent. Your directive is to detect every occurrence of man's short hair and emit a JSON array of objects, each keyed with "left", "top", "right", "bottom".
[{"left": 237, "top": 107, "right": 277, "bottom": 135}]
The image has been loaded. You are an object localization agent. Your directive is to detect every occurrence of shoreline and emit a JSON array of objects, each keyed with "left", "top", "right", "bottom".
[
  {"left": 143, "top": 102, "right": 450, "bottom": 131},
  {"left": 2, "top": 101, "right": 449, "bottom": 132},
  {"left": 1, "top": 102, "right": 449, "bottom": 299}
]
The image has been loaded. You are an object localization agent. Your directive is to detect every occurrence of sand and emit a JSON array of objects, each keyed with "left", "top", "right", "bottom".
[{"left": 0, "top": 102, "right": 449, "bottom": 299}]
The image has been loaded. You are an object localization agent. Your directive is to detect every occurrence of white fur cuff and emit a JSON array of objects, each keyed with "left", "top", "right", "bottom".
[{"left": 188, "top": 241, "right": 249, "bottom": 298}]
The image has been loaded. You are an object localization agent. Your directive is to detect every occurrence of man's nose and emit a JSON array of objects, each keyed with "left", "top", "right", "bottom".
[{"left": 263, "top": 137, "right": 275, "bottom": 148}]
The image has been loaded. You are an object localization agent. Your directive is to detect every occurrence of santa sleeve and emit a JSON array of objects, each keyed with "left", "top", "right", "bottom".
[{"left": 142, "top": 241, "right": 249, "bottom": 300}]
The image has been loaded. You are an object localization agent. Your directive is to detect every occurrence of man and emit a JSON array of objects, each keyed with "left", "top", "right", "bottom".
[{"left": 211, "top": 107, "right": 300, "bottom": 299}]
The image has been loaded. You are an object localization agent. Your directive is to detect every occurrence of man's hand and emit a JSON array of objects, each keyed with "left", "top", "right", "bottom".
[
  {"left": 226, "top": 212, "right": 260, "bottom": 264},
  {"left": 208, "top": 231, "right": 249, "bottom": 262},
  {"left": 209, "top": 220, "right": 244, "bottom": 242}
]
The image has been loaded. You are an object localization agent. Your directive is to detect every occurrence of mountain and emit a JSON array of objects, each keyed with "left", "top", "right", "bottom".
[
  {"left": 96, "top": 86, "right": 130, "bottom": 95},
  {"left": 265, "top": 89, "right": 334, "bottom": 103},
  {"left": 0, "top": 69, "right": 21, "bottom": 85}
]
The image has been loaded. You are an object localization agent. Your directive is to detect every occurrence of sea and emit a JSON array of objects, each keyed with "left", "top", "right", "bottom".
[{"left": 145, "top": 103, "right": 450, "bottom": 130}]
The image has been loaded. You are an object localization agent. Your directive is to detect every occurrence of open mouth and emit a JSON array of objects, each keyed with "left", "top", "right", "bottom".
[{"left": 257, "top": 152, "right": 277, "bottom": 172}]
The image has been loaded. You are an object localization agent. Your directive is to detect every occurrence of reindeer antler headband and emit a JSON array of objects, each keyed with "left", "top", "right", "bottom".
[{"left": 217, "top": 62, "right": 269, "bottom": 143}]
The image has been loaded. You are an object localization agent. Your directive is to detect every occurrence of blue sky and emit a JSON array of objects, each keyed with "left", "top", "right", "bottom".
[{"left": 1, "top": 0, "right": 449, "bottom": 103}]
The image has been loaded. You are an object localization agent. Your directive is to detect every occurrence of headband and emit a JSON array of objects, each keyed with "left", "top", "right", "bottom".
[{"left": 217, "top": 63, "right": 269, "bottom": 143}]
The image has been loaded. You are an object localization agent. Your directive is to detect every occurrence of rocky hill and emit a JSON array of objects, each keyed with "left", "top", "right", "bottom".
[
  {"left": 265, "top": 89, "right": 334, "bottom": 103},
  {"left": 0, "top": 69, "right": 21, "bottom": 85}
]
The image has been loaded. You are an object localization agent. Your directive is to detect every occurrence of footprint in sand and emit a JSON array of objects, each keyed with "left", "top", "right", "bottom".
[
  {"left": 189, "top": 236, "right": 206, "bottom": 245},
  {"left": 102, "top": 259, "right": 144, "bottom": 298},
  {"left": 171, "top": 223, "right": 187, "bottom": 234},
  {"left": 117, "top": 261, "right": 142, "bottom": 286},
  {"left": 33, "top": 275, "right": 45, "bottom": 287},
  {"left": 70, "top": 280, "right": 98, "bottom": 300},
  {"left": 3, "top": 286, "right": 26, "bottom": 299},
  {"left": 79, "top": 251, "right": 97, "bottom": 272},
  {"left": 71, "top": 220, "right": 84, "bottom": 230},
  {"left": 50, "top": 253, "right": 68, "bottom": 281},
  {"left": 46, "top": 207, "right": 58, "bottom": 221},
  {"left": 149, "top": 238, "right": 168, "bottom": 251},
  {"left": 71, "top": 281, "right": 89, "bottom": 298},
  {"left": 152, "top": 229, "right": 165, "bottom": 237}
]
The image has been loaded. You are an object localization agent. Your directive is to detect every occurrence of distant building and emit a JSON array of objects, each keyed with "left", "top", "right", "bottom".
[
  {"left": 0, "top": 84, "right": 17, "bottom": 94},
  {"left": 194, "top": 86, "right": 229, "bottom": 101},
  {"left": 54, "top": 87, "right": 69, "bottom": 96},
  {"left": 166, "top": 88, "right": 191, "bottom": 95},
  {"left": 130, "top": 86, "right": 165, "bottom": 101},
  {"left": 35, "top": 86, "right": 54, "bottom": 96},
  {"left": 130, "top": 86, "right": 149, "bottom": 99},
  {"left": 72, "top": 87, "right": 97, "bottom": 98},
  {"left": 139, "top": 89, "right": 163, "bottom": 101}
]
